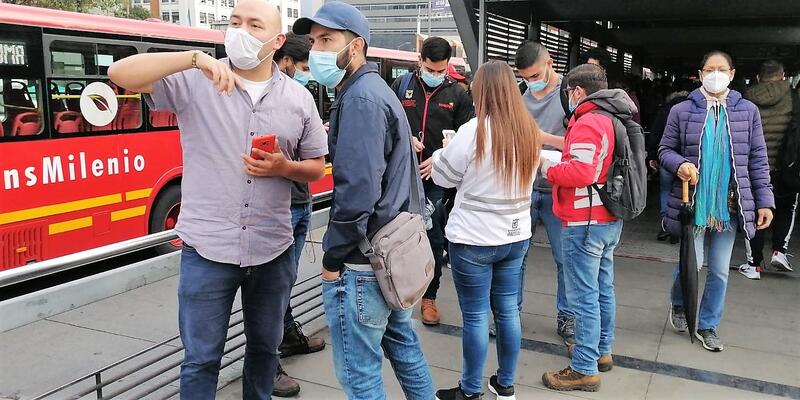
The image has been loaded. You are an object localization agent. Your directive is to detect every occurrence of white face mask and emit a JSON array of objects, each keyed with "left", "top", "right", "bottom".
[
  {"left": 701, "top": 71, "right": 731, "bottom": 94},
  {"left": 225, "top": 28, "right": 278, "bottom": 70}
]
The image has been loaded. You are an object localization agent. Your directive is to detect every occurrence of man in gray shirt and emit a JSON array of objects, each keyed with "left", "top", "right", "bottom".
[
  {"left": 515, "top": 41, "right": 575, "bottom": 345},
  {"left": 108, "top": 1, "right": 327, "bottom": 398}
]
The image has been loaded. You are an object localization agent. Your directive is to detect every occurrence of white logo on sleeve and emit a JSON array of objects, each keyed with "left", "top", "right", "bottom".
[{"left": 80, "top": 82, "right": 118, "bottom": 127}]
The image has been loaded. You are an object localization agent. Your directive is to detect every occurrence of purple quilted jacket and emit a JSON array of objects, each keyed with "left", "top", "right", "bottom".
[{"left": 659, "top": 89, "right": 775, "bottom": 239}]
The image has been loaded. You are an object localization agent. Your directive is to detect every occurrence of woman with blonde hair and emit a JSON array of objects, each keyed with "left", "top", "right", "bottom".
[{"left": 432, "top": 60, "right": 541, "bottom": 400}]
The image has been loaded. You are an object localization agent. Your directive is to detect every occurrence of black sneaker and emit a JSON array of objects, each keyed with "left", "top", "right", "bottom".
[
  {"left": 488, "top": 375, "right": 515, "bottom": 400},
  {"left": 695, "top": 329, "right": 724, "bottom": 352},
  {"left": 436, "top": 386, "right": 482, "bottom": 400},
  {"left": 557, "top": 316, "right": 576, "bottom": 345}
]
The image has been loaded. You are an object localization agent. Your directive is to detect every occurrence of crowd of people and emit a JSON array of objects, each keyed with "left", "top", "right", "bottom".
[{"left": 106, "top": 0, "right": 796, "bottom": 399}]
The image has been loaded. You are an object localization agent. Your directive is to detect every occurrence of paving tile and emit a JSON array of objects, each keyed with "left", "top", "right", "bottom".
[
  {"left": 645, "top": 373, "right": 786, "bottom": 400},
  {"left": 0, "top": 319, "right": 155, "bottom": 399}
]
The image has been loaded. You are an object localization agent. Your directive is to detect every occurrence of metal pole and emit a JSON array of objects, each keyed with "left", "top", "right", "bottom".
[
  {"left": 428, "top": 0, "right": 432, "bottom": 36},
  {"left": 478, "top": 0, "right": 486, "bottom": 64}
]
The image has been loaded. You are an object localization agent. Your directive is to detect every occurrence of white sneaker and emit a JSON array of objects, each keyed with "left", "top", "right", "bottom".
[
  {"left": 770, "top": 251, "right": 793, "bottom": 272},
  {"left": 737, "top": 263, "right": 761, "bottom": 280}
]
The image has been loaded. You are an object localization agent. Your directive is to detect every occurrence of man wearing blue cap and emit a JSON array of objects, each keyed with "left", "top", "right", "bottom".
[{"left": 294, "top": 2, "right": 435, "bottom": 399}]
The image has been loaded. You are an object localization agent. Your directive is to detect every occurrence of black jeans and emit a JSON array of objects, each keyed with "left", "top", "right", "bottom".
[
  {"left": 423, "top": 179, "right": 447, "bottom": 300},
  {"left": 747, "top": 175, "right": 799, "bottom": 265}
]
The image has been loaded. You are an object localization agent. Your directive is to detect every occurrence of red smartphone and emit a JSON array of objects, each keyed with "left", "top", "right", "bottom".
[{"left": 251, "top": 134, "right": 277, "bottom": 160}]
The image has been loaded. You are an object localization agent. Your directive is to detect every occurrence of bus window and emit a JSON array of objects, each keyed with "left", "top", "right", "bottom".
[
  {"left": 49, "top": 41, "right": 141, "bottom": 134},
  {"left": 145, "top": 47, "right": 214, "bottom": 129},
  {"left": 0, "top": 78, "right": 44, "bottom": 138}
]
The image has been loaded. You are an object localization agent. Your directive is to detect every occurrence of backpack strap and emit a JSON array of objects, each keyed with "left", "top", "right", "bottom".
[{"left": 396, "top": 72, "right": 415, "bottom": 101}]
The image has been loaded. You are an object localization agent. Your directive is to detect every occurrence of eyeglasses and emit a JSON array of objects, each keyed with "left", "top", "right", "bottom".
[
  {"left": 702, "top": 68, "right": 732, "bottom": 73},
  {"left": 563, "top": 86, "right": 576, "bottom": 94}
]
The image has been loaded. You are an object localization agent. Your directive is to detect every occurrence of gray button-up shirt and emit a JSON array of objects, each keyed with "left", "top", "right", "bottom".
[{"left": 146, "top": 61, "right": 327, "bottom": 267}]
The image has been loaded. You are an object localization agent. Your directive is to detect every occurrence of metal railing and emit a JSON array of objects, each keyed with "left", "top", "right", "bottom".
[
  {"left": 0, "top": 194, "right": 332, "bottom": 289},
  {"left": 25, "top": 205, "right": 331, "bottom": 399},
  {"left": 0, "top": 230, "right": 179, "bottom": 289},
  {"left": 30, "top": 272, "right": 325, "bottom": 400}
]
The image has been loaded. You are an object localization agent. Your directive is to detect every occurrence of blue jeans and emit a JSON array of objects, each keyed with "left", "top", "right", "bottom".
[
  {"left": 285, "top": 203, "right": 312, "bottom": 328},
  {"left": 450, "top": 240, "right": 529, "bottom": 395},
  {"left": 322, "top": 268, "right": 434, "bottom": 400},
  {"left": 423, "top": 180, "right": 447, "bottom": 300},
  {"left": 178, "top": 245, "right": 296, "bottom": 400},
  {"left": 670, "top": 229, "right": 736, "bottom": 330},
  {"left": 524, "top": 190, "right": 571, "bottom": 319},
  {"left": 561, "top": 221, "right": 623, "bottom": 376},
  {"left": 659, "top": 167, "right": 674, "bottom": 218}
]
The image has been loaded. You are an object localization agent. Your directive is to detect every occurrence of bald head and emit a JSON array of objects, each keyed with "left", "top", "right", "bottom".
[{"left": 231, "top": 0, "right": 282, "bottom": 37}]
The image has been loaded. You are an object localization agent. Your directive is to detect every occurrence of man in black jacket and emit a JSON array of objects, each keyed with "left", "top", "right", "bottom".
[{"left": 390, "top": 37, "right": 474, "bottom": 325}]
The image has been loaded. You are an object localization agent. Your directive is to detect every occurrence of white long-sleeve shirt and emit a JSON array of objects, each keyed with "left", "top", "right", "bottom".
[{"left": 431, "top": 117, "right": 535, "bottom": 246}]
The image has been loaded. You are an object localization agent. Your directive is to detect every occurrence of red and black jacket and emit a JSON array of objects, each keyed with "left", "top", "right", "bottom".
[{"left": 391, "top": 70, "right": 474, "bottom": 161}]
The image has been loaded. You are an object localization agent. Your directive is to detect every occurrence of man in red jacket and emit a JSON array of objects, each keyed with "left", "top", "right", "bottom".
[{"left": 540, "top": 64, "right": 633, "bottom": 392}]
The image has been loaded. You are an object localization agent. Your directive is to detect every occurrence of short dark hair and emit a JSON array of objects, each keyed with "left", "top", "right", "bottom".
[
  {"left": 759, "top": 59, "right": 785, "bottom": 81},
  {"left": 514, "top": 41, "right": 546, "bottom": 69},
  {"left": 273, "top": 33, "right": 311, "bottom": 62},
  {"left": 582, "top": 47, "right": 611, "bottom": 70},
  {"left": 567, "top": 64, "right": 608, "bottom": 95},
  {"left": 421, "top": 37, "right": 452, "bottom": 62},
  {"left": 701, "top": 50, "right": 734, "bottom": 70}
]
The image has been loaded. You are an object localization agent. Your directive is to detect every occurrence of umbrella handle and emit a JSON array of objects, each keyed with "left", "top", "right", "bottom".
[{"left": 682, "top": 169, "right": 698, "bottom": 204}]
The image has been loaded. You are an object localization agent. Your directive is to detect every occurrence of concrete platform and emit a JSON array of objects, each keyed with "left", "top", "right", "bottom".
[{"left": 1, "top": 206, "right": 799, "bottom": 399}]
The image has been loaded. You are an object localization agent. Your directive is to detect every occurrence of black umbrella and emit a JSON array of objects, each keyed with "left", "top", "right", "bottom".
[{"left": 679, "top": 175, "right": 699, "bottom": 343}]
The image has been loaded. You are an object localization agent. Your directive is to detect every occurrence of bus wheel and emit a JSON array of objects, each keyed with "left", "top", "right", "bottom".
[{"left": 149, "top": 184, "right": 182, "bottom": 254}]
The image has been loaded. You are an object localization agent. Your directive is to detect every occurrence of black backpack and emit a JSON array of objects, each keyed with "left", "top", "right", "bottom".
[
  {"left": 778, "top": 89, "right": 800, "bottom": 192},
  {"left": 589, "top": 109, "right": 648, "bottom": 220}
]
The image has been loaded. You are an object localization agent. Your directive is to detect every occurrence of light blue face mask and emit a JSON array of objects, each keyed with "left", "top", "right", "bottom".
[
  {"left": 421, "top": 70, "right": 445, "bottom": 87},
  {"left": 308, "top": 39, "right": 356, "bottom": 88},
  {"left": 292, "top": 70, "right": 311, "bottom": 86},
  {"left": 526, "top": 68, "right": 550, "bottom": 93},
  {"left": 568, "top": 102, "right": 578, "bottom": 112}
]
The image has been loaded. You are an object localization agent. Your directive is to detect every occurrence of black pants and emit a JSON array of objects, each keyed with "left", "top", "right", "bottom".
[
  {"left": 423, "top": 180, "right": 447, "bottom": 300},
  {"left": 747, "top": 177, "right": 799, "bottom": 266}
]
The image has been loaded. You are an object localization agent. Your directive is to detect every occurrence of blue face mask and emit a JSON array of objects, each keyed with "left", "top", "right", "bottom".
[
  {"left": 526, "top": 68, "right": 550, "bottom": 93},
  {"left": 421, "top": 70, "right": 445, "bottom": 87},
  {"left": 568, "top": 102, "right": 578, "bottom": 112},
  {"left": 292, "top": 70, "right": 311, "bottom": 86},
  {"left": 308, "top": 39, "right": 355, "bottom": 88}
]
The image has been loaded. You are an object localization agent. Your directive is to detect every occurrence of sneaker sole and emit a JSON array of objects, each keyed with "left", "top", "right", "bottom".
[
  {"left": 488, "top": 380, "right": 516, "bottom": 400},
  {"left": 771, "top": 261, "right": 793, "bottom": 272},
  {"left": 737, "top": 269, "right": 761, "bottom": 280},
  {"left": 669, "top": 306, "right": 687, "bottom": 332},
  {"left": 422, "top": 319, "right": 441, "bottom": 326},
  {"left": 542, "top": 376, "right": 600, "bottom": 392},
  {"left": 695, "top": 331, "right": 723, "bottom": 352},
  {"left": 272, "top": 387, "right": 301, "bottom": 397}
]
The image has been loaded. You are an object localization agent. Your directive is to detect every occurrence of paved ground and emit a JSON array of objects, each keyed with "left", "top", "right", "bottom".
[{"left": 1, "top": 201, "right": 799, "bottom": 399}]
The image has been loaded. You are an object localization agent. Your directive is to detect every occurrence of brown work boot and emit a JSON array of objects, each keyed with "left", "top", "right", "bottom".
[
  {"left": 279, "top": 321, "right": 326, "bottom": 358},
  {"left": 566, "top": 345, "right": 613, "bottom": 373},
  {"left": 273, "top": 364, "right": 300, "bottom": 397},
  {"left": 598, "top": 354, "right": 613, "bottom": 372},
  {"left": 421, "top": 299, "right": 440, "bottom": 325},
  {"left": 542, "top": 366, "right": 600, "bottom": 392}
]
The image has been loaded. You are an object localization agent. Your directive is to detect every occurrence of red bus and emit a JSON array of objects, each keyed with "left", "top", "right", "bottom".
[{"left": 0, "top": 4, "right": 467, "bottom": 270}]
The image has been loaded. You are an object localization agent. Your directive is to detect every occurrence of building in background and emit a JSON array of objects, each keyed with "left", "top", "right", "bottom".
[
  {"left": 301, "top": 0, "right": 325, "bottom": 17},
  {"left": 333, "top": 0, "right": 463, "bottom": 57},
  {"left": 136, "top": 0, "right": 300, "bottom": 31}
]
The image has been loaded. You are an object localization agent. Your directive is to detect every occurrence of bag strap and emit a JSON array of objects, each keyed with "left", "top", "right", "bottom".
[
  {"left": 396, "top": 72, "right": 415, "bottom": 101},
  {"left": 359, "top": 89, "right": 426, "bottom": 263}
]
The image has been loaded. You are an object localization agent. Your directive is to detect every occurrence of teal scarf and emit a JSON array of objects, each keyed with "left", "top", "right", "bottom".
[{"left": 695, "top": 104, "right": 732, "bottom": 232}]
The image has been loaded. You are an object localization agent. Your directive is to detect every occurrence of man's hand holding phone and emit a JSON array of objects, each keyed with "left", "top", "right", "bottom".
[{"left": 242, "top": 134, "right": 289, "bottom": 177}]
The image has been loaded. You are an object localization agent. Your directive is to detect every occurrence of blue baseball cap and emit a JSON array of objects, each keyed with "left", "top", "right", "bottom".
[{"left": 293, "top": 1, "right": 370, "bottom": 45}]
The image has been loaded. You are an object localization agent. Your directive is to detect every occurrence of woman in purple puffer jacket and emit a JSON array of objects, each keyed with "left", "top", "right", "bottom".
[{"left": 659, "top": 51, "right": 774, "bottom": 352}]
